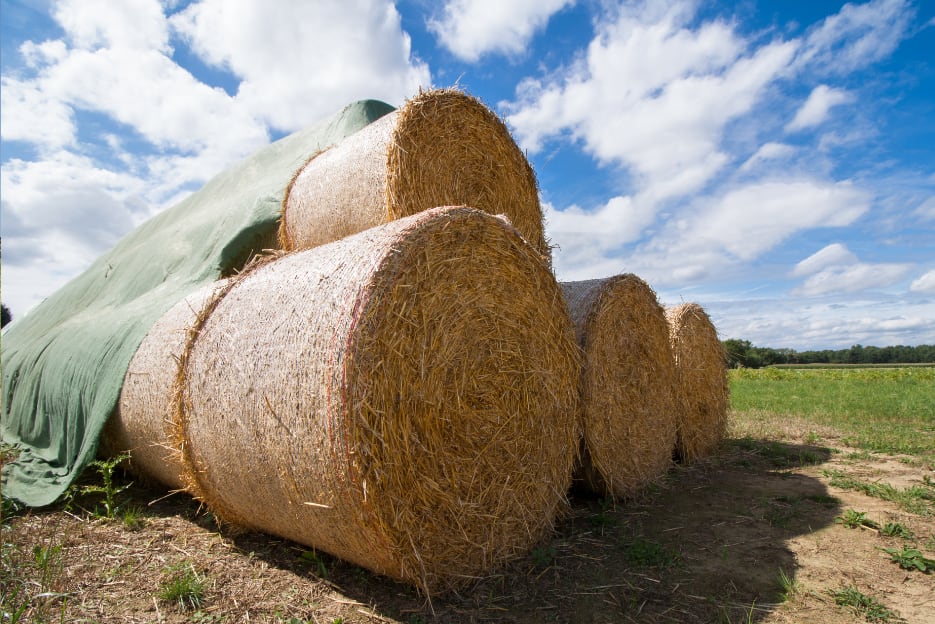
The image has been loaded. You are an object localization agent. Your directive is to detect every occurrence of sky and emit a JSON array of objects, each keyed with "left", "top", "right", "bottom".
[{"left": 1, "top": 0, "right": 933, "bottom": 351}]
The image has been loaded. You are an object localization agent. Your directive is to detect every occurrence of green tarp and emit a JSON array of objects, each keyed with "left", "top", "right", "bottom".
[{"left": 1, "top": 99, "right": 394, "bottom": 507}]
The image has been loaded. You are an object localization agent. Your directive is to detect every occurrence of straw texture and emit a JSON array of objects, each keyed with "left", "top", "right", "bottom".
[
  {"left": 562, "top": 275, "right": 678, "bottom": 499},
  {"left": 175, "top": 206, "right": 579, "bottom": 593},
  {"left": 665, "top": 303, "right": 730, "bottom": 463},
  {"left": 99, "top": 281, "right": 231, "bottom": 489},
  {"left": 280, "top": 88, "right": 548, "bottom": 261}
]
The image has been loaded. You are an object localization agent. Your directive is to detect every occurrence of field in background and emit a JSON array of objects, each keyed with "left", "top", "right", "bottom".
[
  {"left": 3, "top": 367, "right": 934, "bottom": 623},
  {"left": 730, "top": 366, "right": 935, "bottom": 460}
]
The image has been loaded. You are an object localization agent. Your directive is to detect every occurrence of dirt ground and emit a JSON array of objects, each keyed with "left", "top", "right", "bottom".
[{"left": 3, "top": 416, "right": 934, "bottom": 623}]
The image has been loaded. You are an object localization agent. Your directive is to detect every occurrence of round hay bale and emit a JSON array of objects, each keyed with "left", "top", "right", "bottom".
[
  {"left": 175, "top": 206, "right": 579, "bottom": 593},
  {"left": 279, "top": 88, "right": 549, "bottom": 261},
  {"left": 100, "top": 280, "right": 231, "bottom": 489},
  {"left": 561, "top": 275, "right": 678, "bottom": 499},
  {"left": 665, "top": 303, "right": 729, "bottom": 463}
]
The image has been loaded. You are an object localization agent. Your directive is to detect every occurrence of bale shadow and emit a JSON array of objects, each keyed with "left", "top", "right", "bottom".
[{"left": 221, "top": 437, "right": 840, "bottom": 623}]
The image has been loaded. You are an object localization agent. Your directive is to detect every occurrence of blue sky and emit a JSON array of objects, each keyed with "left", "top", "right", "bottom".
[{"left": 1, "top": 0, "right": 933, "bottom": 350}]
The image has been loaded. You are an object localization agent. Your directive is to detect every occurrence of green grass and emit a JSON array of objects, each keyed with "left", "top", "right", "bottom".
[
  {"left": 822, "top": 469, "right": 934, "bottom": 516},
  {"left": 158, "top": 561, "right": 207, "bottom": 611},
  {"left": 829, "top": 586, "right": 903, "bottom": 622},
  {"left": 730, "top": 367, "right": 935, "bottom": 458}
]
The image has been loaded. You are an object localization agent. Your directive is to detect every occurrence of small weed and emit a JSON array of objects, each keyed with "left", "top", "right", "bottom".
[
  {"left": 332, "top": 619, "right": 344, "bottom": 624},
  {"left": 530, "top": 545, "right": 557, "bottom": 568},
  {"left": 159, "top": 561, "right": 207, "bottom": 611},
  {"left": 408, "top": 616, "right": 426, "bottom": 624},
  {"left": 67, "top": 452, "right": 133, "bottom": 519},
  {"left": 777, "top": 568, "right": 799, "bottom": 602},
  {"left": 623, "top": 537, "right": 679, "bottom": 568},
  {"left": 836, "top": 509, "right": 880, "bottom": 530},
  {"left": 805, "top": 430, "right": 823, "bottom": 445},
  {"left": 191, "top": 612, "right": 224, "bottom": 623},
  {"left": 120, "top": 504, "right": 146, "bottom": 531},
  {"left": 298, "top": 549, "right": 329, "bottom": 578},
  {"left": 882, "top": 546, "right": 935, "bottom": 573},
  {"left": 880, "top": 522, "right": 914, "bottom": 539},
  {"left": 830, "top": 586, "right": 902, "bottom": 622}
]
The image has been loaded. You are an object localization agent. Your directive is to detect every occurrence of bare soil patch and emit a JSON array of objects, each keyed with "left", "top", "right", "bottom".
[{"left": 3, "top": 419, "right": 933, "bottom": 623}]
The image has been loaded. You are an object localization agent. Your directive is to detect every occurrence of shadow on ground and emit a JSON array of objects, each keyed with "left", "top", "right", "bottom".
[{"left": 216, "top": 438, "right": 841, "bottom": 623}]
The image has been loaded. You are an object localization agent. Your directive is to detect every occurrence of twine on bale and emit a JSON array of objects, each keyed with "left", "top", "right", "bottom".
[
  {"left": 279, "top": 88, "right": 549, "bottom": 261},
  {"left": 665, "top": 303, "right": 730, "bottom": 463},
  {"left": 100, "top": 280, "right": 230, "bottom": 490},
  {"left": 562, "top": 275, "right": 678, "bottom": 499},
  {"left": 173, "top": 206, "right": 580, "bottom": 594}
]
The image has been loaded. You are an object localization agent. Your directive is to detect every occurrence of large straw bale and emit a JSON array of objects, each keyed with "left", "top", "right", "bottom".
[
  {"left": 280, "top": 88, "right": 549, "bottom": 261},
  {"left": 665, "top": 303, "right": 729, "bottom": 462},
  {"left": 100, "top": 280, "right": 231, "bottom": 489},
  {"left": 561, "top": 275, "right": 678, "bottom": 499},
  {"left": 175, "top": 206, "right": 579, "bottom": 593}
]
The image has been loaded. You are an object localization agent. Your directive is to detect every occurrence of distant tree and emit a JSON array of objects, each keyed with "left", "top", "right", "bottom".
[{"left": 1, "top": 303, "right": 11, "bottom": 328}]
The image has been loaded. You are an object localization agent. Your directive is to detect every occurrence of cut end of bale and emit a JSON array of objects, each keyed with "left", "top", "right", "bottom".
[
  {"left": 562, "top": 275, "right": 678, "bottom": 499},
  {"left": 385, "top": 88, "right": 546, "bottom": 259},
  {"left": 177, "top": 206, "right": 579, "bottom": 593},
  {"left": 665, "top": 302, "right": 730, "bottom": 463}
]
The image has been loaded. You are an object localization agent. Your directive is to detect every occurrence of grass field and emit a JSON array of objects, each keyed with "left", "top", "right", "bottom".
[
  {"left": 729, "top": 366, "right": 935, "bottom": 460},
  {"left": 3, "top": 366, "right": 934, "bottom": 623}
]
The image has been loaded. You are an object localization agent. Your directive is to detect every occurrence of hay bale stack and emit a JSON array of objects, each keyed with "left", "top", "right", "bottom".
[
  {"left": 175, "top": 206, "right": 579, "bottom": 593},
  {"left": 561, "top": 275, "right": 678, "bottom": 499},
  {"left": 100, "top": 280, "right": 231, "bottom": 489},
  {"left": 665, "top": 303, "right": 729, "bottom": 463},
  {"left": 280, "top": 88, "right": 549, "bottom": 261}
]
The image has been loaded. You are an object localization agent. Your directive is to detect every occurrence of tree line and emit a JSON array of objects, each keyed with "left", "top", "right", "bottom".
[{"left": 721, "top": 339, "right": 935, "bottom": 368}]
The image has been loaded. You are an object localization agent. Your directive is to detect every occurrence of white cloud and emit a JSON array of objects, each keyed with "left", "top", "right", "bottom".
[
  {"left": 0, "top": 152, "right": 151, "bottom": 316},
  {"left": 53, "top": 0, "right": 170, "bottom": 51},
  {"left": 914, "top": 196, "right": 935, "bottom": 221},
  {"left": 428, "top": 0, "right": 573, "bottom": 62},
  {"left": 505, "top": 1, "right": 797, "bottom": 205},
  {"left": 791, "top": 243, "right": 857, "bottom": 277},
  {"left": 792, "top": 262, "right": 910, "bottom": 296},
  {"left": 786, "top": 85, "right": 853, "bottom": 132},
  {"left": 0, "top": 76, "right": 76, "bottom": 150},
  {"left": 910, "top": 269, "right": 935, "bottom": 294},
  {"left": 544, "top": 196, "right": 654, "bottom": 280},
  {"left": 42, "top": 47, "right": 269, "bottom": 157},
  {"left": 170, "top": 0, "right": 431, "bottom": 132},
  {"left": 680, "top": 180, "right": 869, "bottom": 262},
  {"left": 707, "top": 294, "right": 935, "bottom": 349},
  {"left": 548, "top": 179, "right": 871, "bottom": 286},
  {"left": 795, "top": 0, "right": 914, "bottom": 75},
  {"left": 739, "top": 142, "right": 795, "bottom": 172}
]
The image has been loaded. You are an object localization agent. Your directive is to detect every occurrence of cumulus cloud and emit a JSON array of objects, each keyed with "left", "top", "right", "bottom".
[
  {"left": 910, "top": 269, "right": 935, "bottom": 294},
  {"left": 678, "top": 180, "right": 869, "bottom": 262},
  {"left": 428, "top": 0, "right": 574, "bottom": 62},
  {"left": 547, "top": 179, "right": 870, "bottom": 286},
  {"left": 170, "top": 0, "right": 431, "bottom": 131},
  {"left": 791, "top": 243, "right": 857, "bottom": 277},
  {"left": 793, "top": 262, "right": 910, "bottom": 296},
  {"left": 0, "top": 76, "right": 76, "bottom": 150},
  {"left": 789, "top": 243, "right": 912, "bottom": 297},
  {"left": 786, "top": 85, "right": 853, "bottom": 132},
  {"left": 54, "top": 0, "right": 171, "bottom": 51},
  {"left": 505, "top": 1, "right": 796, "bottom": 205},
  {"left": 544, "top": 196, "right": 655, "bottom": 280}
]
